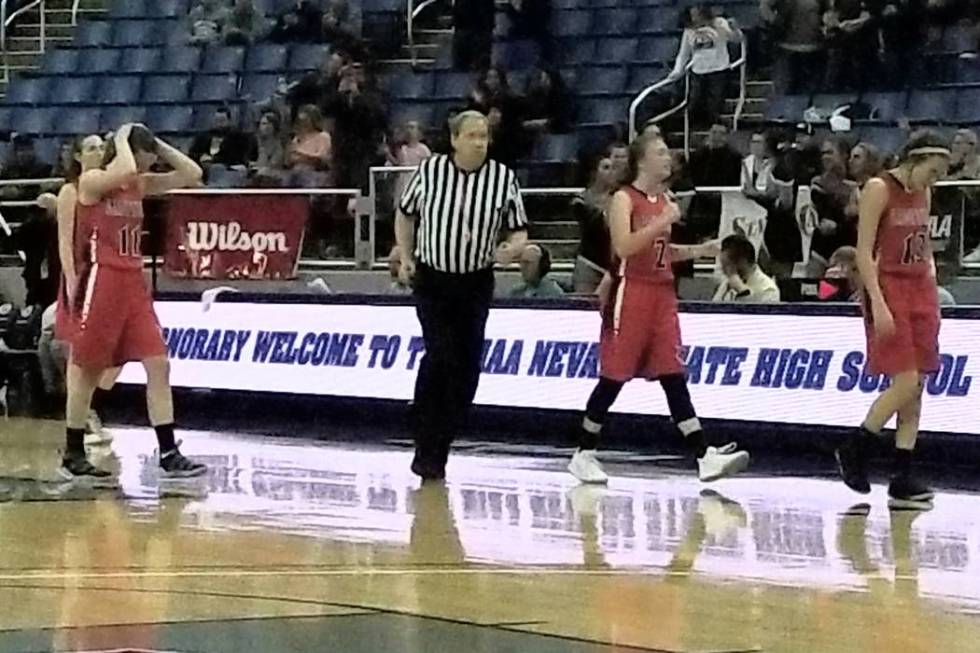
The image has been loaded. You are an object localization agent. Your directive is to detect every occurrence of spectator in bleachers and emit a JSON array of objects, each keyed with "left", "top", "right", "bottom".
[
  {"left": 688, "top": 123, "right": 742, "bottom": 241},
  {"left": 389, "top": 120, "right": 432, "bottom": 203},
  {"left": 741, "top": 130, "right": 776, "bottom": 196},
  {"left": 948, "top": 129, "right": 980, "bottom": 180},
  {"left": 502, "top": 0, "right": 553, "bottom": 62},
  {"left": 51, "top": 139, "right": 74, "bottom": 180},
  {"left": 285, "top": 104, "right": 332, "bottom": 186},
  {"left": 452, "top": 0, "right": 495, "bottom": 71},
  {"left": 848, "top": 141, "right": 883, "bottom": 187},
  {"left": 876, "top": 0, "right": 926, "bottom": 89},
  {"left": 762, "top": 0, "right": 827, "bottom": 95},
  {"left": 467, "top": 67, "right": 523, "bottom": 164},
  {"left": 761, "top": 128, "right": 806, "bottom": 277},
  {"left": 509, "top": 244, "right": 565, "bottom": 299},
  {"left": 520, "top": 67, "right": 573, "bottom": 137},
  {"left": 318, "top": 0, "right": 359, "bottom": 50},
  {"left": 223, "top": 0, "right": 263, "bottom": 46},
  {"left": 666, "top": 5, "right": 741, "bottom": 129},
  {"left": 249, "top": 111, "right": 287, "bottom": 185},
  {"left": 190, "top": 106, "right": 254, "bottom": 172},
  {"left": 818, "top": 244, "right": 860, "bottom": 300},
  {"left": 188, "top": 0, "right": 230, "bottom": 45},
  {"left": 607, "top": 142, "right": 630, "bottom": 185},
  {"left": 14, "top": 192, "right": 59, "bottom": 308},
  {"left": 325, "top": 62, "right": 388, "bottom": 189},
  {"left": 713, "top": 234, "right": 781, "bottom": 302},
  {"left": 0, "top": 136, "right": 54, "bottom": 227},
  {"left": 271, "top": 0, "right": 323, "bottom": 43},
  {"left": 822, "top": 0, "right": 874, "bottom": 90},
  {"left": 808, "top": 136, "right": 858, "bottom": 276},
  {"left": 289, "top": 50, "right": 349, "bottom": 117},
  {"left": 468, "top": 66, "right": 516, "bottom": 115},
  {"left": 571, "top": 156, "right": 616, "bottom": 294}
]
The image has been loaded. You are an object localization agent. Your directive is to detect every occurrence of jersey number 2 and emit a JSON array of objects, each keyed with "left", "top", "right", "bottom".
[
  {"left": 901, "top": 230, "right": 928, "bottom": 265},
  {"left": 653, "top": 239, "right": 668, "bottom": 269},
  {"left": 118, "top": 224, "right": 142, "bottom": 258}
]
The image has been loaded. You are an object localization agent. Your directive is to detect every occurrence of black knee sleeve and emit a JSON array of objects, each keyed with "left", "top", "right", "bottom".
[
  {"left": 585, "top": 377, "right": 624, "bottom": 423},
  {"left": 659, "top": 374, "right": 696, "bottom": 423}
]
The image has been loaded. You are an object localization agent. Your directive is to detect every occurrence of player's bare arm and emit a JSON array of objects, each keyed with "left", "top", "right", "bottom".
[
  {"left": 56, "top": 183, "right": 78, "bottom": 297},
  {"left": 142, "top": 137, "right": 204, "bottom": 196},
  {"left": 609, "top": 190, "right": 674, "bottom": 259}
]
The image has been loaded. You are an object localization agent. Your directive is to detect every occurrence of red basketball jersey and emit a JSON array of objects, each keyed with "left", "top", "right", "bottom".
[
  {"left": 75, "top": 177, "right": 145, "bottom": 271},
  {"left": 874, "top": 172, "right": 932, "bottom": 278},
  {"left": 611, "top": 185, "right": 673, "bottom": 284}
]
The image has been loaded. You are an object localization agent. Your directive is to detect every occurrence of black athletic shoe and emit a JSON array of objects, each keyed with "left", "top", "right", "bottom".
[
  {"left": 836, "top": 437, "right": 871, "bottom": 494},
  {"left": 59, "top": 453, "right": 116, "bottom": 486},
  {"left": 160, "top": 447, "right": 208, "bottom": 478},
  {"left": 411, "top": 449, "right": 445, "bottom": 482},
  {"left": 888, "top": 474, "right": 934, "bottom": 510}
]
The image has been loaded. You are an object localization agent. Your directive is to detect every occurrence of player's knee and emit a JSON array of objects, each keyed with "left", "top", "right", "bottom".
[
  {"left": 143, "top": 357, "right": 171, "bottom": 381},
  {"left": 891, "top": 371, "right": 922, "bottom": 402}
]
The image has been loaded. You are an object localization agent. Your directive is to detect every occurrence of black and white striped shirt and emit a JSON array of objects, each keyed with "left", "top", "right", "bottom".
[{"left": 398, "top": 154, "right": 528, "bottom": 274}]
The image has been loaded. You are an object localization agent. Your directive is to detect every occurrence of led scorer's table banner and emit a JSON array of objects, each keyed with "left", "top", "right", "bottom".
[{"left": 119, "top": 300, "right": 979, "bottom": 435}]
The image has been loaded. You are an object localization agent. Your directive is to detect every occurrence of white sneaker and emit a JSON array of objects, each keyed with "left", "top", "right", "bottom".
[
  {"left": 568, "top": 449, "right": 609, "bottom": 484},
  {"left": 568, "top": 484, "right": 605, "bottom": 517},
  {"left": 963, "top": 246, "right": 980, "bottom": 263},
  {"left": 697, "top": 489, "right": 748, "bottom": 539},
  {"left": 697, "top": 443, "right": 750, "bottom": 482},
  {"left": 84, "top": 411, "right": 113, "bottom": 446}
]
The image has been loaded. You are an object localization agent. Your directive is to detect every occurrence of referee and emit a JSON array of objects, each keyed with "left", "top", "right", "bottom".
[{"left": 396, "top": 110, "right": 528, "bottom": 481}]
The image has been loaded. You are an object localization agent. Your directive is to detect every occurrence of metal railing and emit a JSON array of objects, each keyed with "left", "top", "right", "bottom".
[
  {"left": 629, "top": 37, "right": 747, "bottom": 157},
  {"left": 406, "top": 0, "right": 441, "bottom": 66},
  {"left": 1, "top": 0, "right": 47, "bottom": 84}
]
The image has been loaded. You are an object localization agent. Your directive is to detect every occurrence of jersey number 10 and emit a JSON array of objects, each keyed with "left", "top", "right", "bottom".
[
  {"left": 118, "top": 224, "right": 142, "bottom": 258},
  {"left": 901, "top": 230, "right": 928, "bottom": 265}
]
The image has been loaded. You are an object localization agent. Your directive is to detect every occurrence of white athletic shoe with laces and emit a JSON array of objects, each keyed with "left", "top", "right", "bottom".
[
  {"left": 697, "top": 443, "right": 750, "bottom": 482},
  {"left": 568, "top": 449, "right": 609, "bottom": 484},
  {"left": 83, "top": 410, "right": 113, "bottom": 446}
]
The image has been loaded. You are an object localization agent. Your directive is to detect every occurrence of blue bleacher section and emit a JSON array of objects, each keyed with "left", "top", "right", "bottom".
[{"left": 0, "top": 0, "right": 978, "bottom": 176}]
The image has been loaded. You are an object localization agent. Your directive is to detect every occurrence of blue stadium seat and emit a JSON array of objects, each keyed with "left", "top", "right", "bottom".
[
  {"left": 74, "top": 21, "right": 112, "bottom": 47},
  {"left": 109, "top": 0, "right": 147, "bottom": 18},
  {"left": 362, "top": 0, "right": 404, "bottom": 12},
  {"left": 565, "top": 39, "right": 596, "bottom": 65},
  {"left": 492, "top": 40, "right": 542, "bottom": 70},
  {"left": 191, "top": 75, "right": 239, "bottom": 102},
  {"left": 34, "top": 138, "right": 62, "bottom": 166},
  {"left": 955, "top": 89, "right": 980, "bottom": 124},
  {"left": 858, "top": 92, "right": 906, "bottom": 124},
  {"left": 956, "top": 59, "right": 980, "bottom": 85},
  {"left": 906, "top": 89, "right": 956, "bottom": 123},
  {"left": 860, "top": 127, "right": 906, "bottom": 155},
  {"left": 6, "top": 78, "right": 49, "bottom": 105},
  {"left": 288, "top": 44, "right": 330, "bottom": 71},
  {"left": 193, "top": 104, "right": 222, "bottom": 130},
  {"left": 157, "top": 46, "right": 202, "bottom": 73},
  {"left": 112, "top": 20, "right": 154, "bottom": 47},
  {"left": 725, "top": 3, "right": 760, "bottom": 30},
  {"left": 55, "top": 76, "right": 96, "bottom": 104},
  {"left": 78, "top": 48, "right": 122, "bottom": 73},
  {"left": 98, "top": 76, "right": 143, "bottom": 104},
  {"left": 943, "top": 24, "right": 975, "bottom": 53},
  {"left": 637, "top": 7, "right": 682, "bottom": 35},
  {"left": 207, "top": 166, "right": 248, "bottom": 188},
  {"left": 11, "top": 107, "right": 57, "bottom": 135},
  {"left": 117, "top": 47, "right": 160, "bottom": 73},
  {"left": 578, "top": 98, "right": 624, "bottom": 125},
  {"left": 56, "top": 107, "right": 101, "bottom": 135},
  {"left": 42, "top": 49, "right": 79, "bottom": 75},
  {"left": 246, "top": 45, "right": 289, "bottom": 72},
  {"left": 146, "top": 104, "right": 193, "bottom": 133},
  {"left": 593, "top": 38, "right": 639, "bottom": 65},
  {"left": 386, "top": 74, "right": 434, "bottom": 100},
  {"left": 627, "top": 65, "right": 666, "bottom": 93},
  {"left": 163, "top": 20, "right": 191, "bottom": 46},
  {"left": 432, "top": 72, "right": 472, "bottom": 100},
  {"left": 202, "top": 47, "right": 246, "bottom": 73},
  {"left": 100, "top": 105, "right": 147, "bottom": 132},
  {"left": 143, "top": 74, "right": 192, "bottom": 102},
  {"left": 553, "top": 10, "right": 593, "bottom": 38},
  {"left": 390, "top": 103, "right": 436, "bottom": 128},
  {"left": 636, "top": 36, "right": 679, "bottom": 64},
  {"left": 532, "top": 134, "right": 580, "bottom": 162},
  {"left": 593, "top": 9, "right": 637, "bottom": 36},
  {"left": 810, "top": 93, "right": 859, "bottom": 111},
  {"left": 242, "top": 73, "right": 280, "bottom": 100},
  {"left": 577, "top": 67, "right": 629, "bottom": 95},
  {"left": 150, "top": 0, "right": 188, "bottom": 19},
  {"left": 0, "top": 107, "right": 11, "bottom": 132},
  {"left": 765, "top": 94, "right": 810, "bottom": 122}
]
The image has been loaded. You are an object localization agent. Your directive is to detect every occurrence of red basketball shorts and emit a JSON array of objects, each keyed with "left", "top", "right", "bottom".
[
  {"left": 69, "top": 264, "right": 167, "bottom": 371},
  {"left": 600, "top": 277, "right": 685, "bottom": 381},
  {"left": 863, "top": 274, "right": 941, "bottom": 376}
]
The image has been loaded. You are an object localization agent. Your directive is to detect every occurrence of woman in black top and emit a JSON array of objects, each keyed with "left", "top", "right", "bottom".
[
  {"left": 808, "top": 137, "right": 858, "bottom": 276},
  {"left": 571, "top": 155, "right": 617, "bottom": 293}
]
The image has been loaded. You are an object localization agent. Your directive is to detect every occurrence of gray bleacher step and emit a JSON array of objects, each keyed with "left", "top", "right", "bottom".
[
  {"left": 402, "top": 43, "right": 441, "bottom": 58},
  {"left": 529, "top": 221, "right": 579, "bottom": 240},
  {"left": 746, "top": 80, "right": 774, "bottom": 100},
  {"left": 534, "top": 239, "right": 579, "bottom": 259},
  {"left": 726, "top": 97, "right": 766, "bottom": 114},
  {"left": 3, "top": 52, "right": 42, "bottom": 67},
  {"left": 16, "top": 23, "right": 75, "bottom": 39},
  {"left": 380, "top": 58, "right": 436, "bottom": 68}
]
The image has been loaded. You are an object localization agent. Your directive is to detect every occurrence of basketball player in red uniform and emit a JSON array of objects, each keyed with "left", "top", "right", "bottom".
[
  {"left": 836, "top": 130, "right": 950, "bottom": 508},
  {"left": 59, "top": 123, "right": 207, "bottom": 482},
  {"left": 56, "top": 134, "right": 123, "bottom": 446},
  {"left": 567, "top": 132, "right": 750, "bottom": 484}
]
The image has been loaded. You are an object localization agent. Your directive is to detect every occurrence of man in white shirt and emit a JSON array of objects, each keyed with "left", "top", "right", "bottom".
[{"left": 713, "top": 234, "right": 780, "bottom": 303}]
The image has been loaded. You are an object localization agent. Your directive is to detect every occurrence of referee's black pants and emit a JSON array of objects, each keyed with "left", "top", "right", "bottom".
[{"left": 411, "top": 263, "right": 494, "bottom": 476}]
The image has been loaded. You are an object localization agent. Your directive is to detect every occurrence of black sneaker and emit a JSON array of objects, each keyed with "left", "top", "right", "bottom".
[
  {"left": 411, "top": 448, "right": 445, "bottom": 482},
  {"left": 59, "top": 453, "right": 116, "bottom": 487},
  {"left": 160, "top": 447, "right": 208, "bottom": 478},
  {"left": 835, "top": 437, "right": 871, "bottom": 494},
  {"left": 888, "top": 474, "right": 934, "bottom": 510}
]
